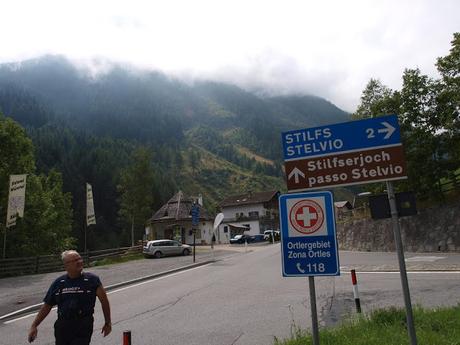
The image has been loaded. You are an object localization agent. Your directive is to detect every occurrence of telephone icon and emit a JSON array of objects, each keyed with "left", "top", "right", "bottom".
[{"left": 296, "top": 263, "right": 305, "bottom": 273}]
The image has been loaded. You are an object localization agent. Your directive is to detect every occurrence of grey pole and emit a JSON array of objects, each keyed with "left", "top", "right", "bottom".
[
  {"left": 193, "top": 230, "right": 196, "bottom": 263},
  {"left": 386, "top": 181, "right": 417, "bottom": 345},
  {"left": 2, "top": 225, "right": 6, "bottom": 259},
  {"left": 308, "top": 276, "right": 320, "bottom": 345},
  {"left": 130, "top": 215, "right": 134, "bottom": 247},
  {"left": 84, "top": 221, "right": 87, "bottom": 254},
  {"left": 211, "top": 231, "right": 215, "bottom": 262}
]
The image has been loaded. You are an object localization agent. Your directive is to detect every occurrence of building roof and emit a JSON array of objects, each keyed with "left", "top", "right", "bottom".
[
  {"left": 334, "top": 201, "right": 353, "bottom": 210},
  {"left": 228, "top": 223, "right": 250, "bottom": 231},
  {"left": 219, "top": 190, "right": 279, "bottom": 208},
  {"left": 148, "top": 191, "right": 211, "bottom": 223}
]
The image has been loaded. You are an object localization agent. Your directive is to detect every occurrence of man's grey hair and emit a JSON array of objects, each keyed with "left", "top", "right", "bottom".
[{"left": 61, "top": 250, "right": 80, "bottom": 262}]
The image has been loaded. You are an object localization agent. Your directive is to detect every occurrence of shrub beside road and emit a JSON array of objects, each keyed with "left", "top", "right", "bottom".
[{"left": 275, "top": 305, "right": 460, "bottom": 345}]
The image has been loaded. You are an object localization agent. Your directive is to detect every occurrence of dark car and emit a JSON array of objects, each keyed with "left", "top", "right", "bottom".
[
  {"left": 249, "top": 234, "right": 265, "bottom": 243},
  {"left": 229, "top": 234, "right": 251, "bottom": 244}
]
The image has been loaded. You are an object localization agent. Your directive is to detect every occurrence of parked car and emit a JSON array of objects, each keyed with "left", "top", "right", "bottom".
[
  {"left": 263, "top": 230, "right": 280, "bottom": 241},
  {"left": 143, "top": 239, "right": 191, "bottom": 258},
  {"left": 229, "top": 234, "right": 251, "bottom": 244},
  {"left": 249, "top": 234, "right": 266, "bottom": 243}
]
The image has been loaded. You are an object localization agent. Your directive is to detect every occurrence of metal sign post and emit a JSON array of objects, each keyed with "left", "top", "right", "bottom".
[
  {"left": 193, "top": 229, "right": 196, "bottom": 263},
  {"left": 84, "top": 221, "right": 87, "bottom": 254},
  {"left": 308, "top": 276, "right": 320, "bottom": 345},
  {"left": 386, "top": 181, "right": 418, "bottom": 345},
  {"left": 191, "top": 204, "right": 200, "bottom": 263},
  {"left": 2, "top": 224, "right": 7, "bottom": 259}
]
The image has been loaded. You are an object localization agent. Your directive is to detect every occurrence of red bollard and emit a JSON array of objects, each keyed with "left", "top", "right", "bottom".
[
  {"left": 123, "top": 331, "right": 132, "bottom": 345},
  {"left": 351, "top": 269, "right": 362, "bottom": 313}
]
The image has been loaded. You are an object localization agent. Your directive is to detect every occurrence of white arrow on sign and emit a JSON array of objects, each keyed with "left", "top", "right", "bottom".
[
  {"left": 378, "top": 121, "right": 396, "bottom": 139},
  {"left": 288, "top": 167, "right": 305, "bottom": 184}
]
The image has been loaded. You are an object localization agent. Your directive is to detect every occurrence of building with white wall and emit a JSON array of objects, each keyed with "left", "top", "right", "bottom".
[
  {"left": 215, "top": 190, "right": 280, "bottom": 243},
  {"left": 145, "top": 191, "right": 213, "bottom": 245}
]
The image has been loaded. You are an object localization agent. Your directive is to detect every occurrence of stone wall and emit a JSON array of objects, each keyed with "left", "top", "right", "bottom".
[{"left": 336, "top": 201, "right": 460, "bottom": 252}]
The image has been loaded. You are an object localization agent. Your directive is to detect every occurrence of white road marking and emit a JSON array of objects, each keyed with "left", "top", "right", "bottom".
[
  {"left": 340, "top": 267, "right": 460, "bottom": 275},
  {"left": 3, "top": 263, "right": 213, "bottom": 325},
  {"left": 106, "top": 263, "right": 213, "bottom": 294},
  {"left": 405, "top": 256, "right": 446, "bottom": 262},
  {"left": 356, "top": 271, "right": 460, "bottom": 274}
]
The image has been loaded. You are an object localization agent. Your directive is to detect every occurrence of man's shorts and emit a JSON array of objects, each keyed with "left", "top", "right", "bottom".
[{"left": 54, "top": 315, "right": 94, "bottom": 345}]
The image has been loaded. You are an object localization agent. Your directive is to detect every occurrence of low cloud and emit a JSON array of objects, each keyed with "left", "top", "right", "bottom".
[{"left": 1, "top": 0, "right": 458, "bottom": 113}]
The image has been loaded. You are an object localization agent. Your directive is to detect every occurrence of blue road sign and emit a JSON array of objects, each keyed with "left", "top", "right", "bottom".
[
  {"left": 191, "top": 204, "right": 200, "bottom": 226},
  {"left": 279, "top": 191, "right": 340, "bottom": 277},
  {"left": 282, "top": 114, "right": 401, "bottom": 161}
]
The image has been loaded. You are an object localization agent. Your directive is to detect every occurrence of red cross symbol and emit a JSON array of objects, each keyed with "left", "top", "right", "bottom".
[{"left": 289, "top": 199, "right": 324, "bottom": 234}]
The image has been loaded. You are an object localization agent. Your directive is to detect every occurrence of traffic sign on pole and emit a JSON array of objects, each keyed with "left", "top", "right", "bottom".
[
  {"left": 279, "top": 115, "right": 415, "bottom": 345},
  {"left": 281, "top": 115, "right": 407, "bottom": 191},
  {"left": 282, "top": 114, "right": 402, "bottom": 160},
  {"left": 191, "top": 204, "right": 200, "bottom": 226},
  {"left": 279, "top": 191, "right": 339, "bottom": 277}
]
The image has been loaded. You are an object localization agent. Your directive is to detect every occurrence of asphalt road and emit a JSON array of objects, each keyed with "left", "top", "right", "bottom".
[
  {"left": 1, "top": 245, "right": 460, "bottom": 345},
  {"left": 0, "top": 245, "right": 249, "bottom": 318}
]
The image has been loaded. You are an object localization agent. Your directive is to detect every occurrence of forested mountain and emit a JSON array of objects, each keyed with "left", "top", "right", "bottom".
[{"left": 0, "top": 55, "right": 349, "bottom": 251}]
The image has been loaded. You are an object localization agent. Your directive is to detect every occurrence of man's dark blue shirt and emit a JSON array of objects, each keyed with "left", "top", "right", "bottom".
[{"left": 44, "top": 272, "right": 101, "bottom": 319}]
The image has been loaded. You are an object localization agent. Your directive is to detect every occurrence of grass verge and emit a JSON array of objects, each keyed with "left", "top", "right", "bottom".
[
  {"left": 91, "top": 253, "right": 145, "bottom": 267},
  {"left": 274, "top": 305, "right": 460, "bottom": 345}
]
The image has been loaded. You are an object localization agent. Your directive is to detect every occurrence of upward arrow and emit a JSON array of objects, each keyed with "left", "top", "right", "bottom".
[
  {"left": 378, "top": 121, "right": 396, "bottom": 139},
  {"left": 288, "top": 167, "right": 305, "bottom": 184}
]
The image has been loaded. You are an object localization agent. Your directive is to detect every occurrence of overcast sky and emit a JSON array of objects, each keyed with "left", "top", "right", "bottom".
[{"left": 1, "top": 0, "right": 459, "bottom": 112}]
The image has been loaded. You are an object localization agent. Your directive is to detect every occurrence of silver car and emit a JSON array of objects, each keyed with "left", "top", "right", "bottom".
[{"left": 143, "top": 240, "right": 192, "bottom": 258}]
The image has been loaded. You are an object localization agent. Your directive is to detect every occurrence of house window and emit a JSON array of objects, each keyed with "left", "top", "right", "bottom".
[
  {"left": 236, "top": 212, "right": 244, "bottom": 219},
  {"left": 248, "top": 211, "right": 259, "bottom": 218},
  {"left": 266, "top": 210, "right": 270, "bottom": 217},
  {"left": 223, "top": 226, "right": 228, "bottom": 233}
]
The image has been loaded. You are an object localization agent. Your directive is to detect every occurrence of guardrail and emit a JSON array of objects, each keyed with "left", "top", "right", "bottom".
[{"left": 0, "top": 245, "right": 143, "bottom": 278}]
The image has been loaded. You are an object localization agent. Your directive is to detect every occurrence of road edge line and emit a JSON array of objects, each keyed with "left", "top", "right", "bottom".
[{"left": 0, "top": 260, "right": 214, "bottom": 322}]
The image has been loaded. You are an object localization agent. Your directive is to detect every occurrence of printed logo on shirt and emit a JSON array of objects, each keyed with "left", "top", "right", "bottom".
[{"left": 62, "top": 287, "right": 85, "bottom": 294}]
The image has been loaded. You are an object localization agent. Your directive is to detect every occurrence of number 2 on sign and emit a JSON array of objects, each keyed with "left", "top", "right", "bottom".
[
  {"left": 306, "top": 263, "right": 325, "bottom": 273},
  {"left": 366, "top": 128, "right": 375, "bottom": 138}
]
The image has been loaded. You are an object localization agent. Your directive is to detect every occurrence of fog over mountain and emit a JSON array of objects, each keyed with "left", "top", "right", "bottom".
[
  {"left": 0, "top": 55, "right": 349, "bottom": 136},
  {"left": 1, "top": 1, "right": 458, "bottom": 112}
]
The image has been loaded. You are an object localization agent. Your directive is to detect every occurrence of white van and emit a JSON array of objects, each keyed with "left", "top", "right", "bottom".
[{"left": 263, "top": 230, "right": 280, "bottom": 241}]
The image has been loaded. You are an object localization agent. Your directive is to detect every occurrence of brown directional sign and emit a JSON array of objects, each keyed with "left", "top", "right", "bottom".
[{"left": 285, "top": 145, "right": 407, "bottom": 191}]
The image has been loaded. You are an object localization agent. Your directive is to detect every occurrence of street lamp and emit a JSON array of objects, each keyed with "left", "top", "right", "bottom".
[{"left": 352, "top": 192, "right": 372, "bottom": 208}]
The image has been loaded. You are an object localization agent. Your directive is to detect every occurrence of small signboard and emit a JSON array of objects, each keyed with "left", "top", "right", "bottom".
[
  {"left": 281, "top": 115, "right": 407, "bottom": 191},
  {"left": 191, "top": 204, "right": 200, "bottom": 226},
  {"left": 279, "top": 191, "right": 340, "bottom": 277}
]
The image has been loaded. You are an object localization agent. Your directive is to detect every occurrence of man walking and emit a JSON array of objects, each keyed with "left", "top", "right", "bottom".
[{"left": 28, "top": 250, "right": 112, "bottom": 344}]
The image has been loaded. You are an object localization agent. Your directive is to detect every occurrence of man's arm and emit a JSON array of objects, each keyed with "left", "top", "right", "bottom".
[
  {"left": 28, "top": 303, "right": 52, "bottom": 343},
  {"left": 96, "top": 285, "right": 112, "bottom": 337}
]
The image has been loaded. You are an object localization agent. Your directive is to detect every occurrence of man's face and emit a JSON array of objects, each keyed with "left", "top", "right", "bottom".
[{"left": 64, "top": 253, "right": 83, "bottom": 276}]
